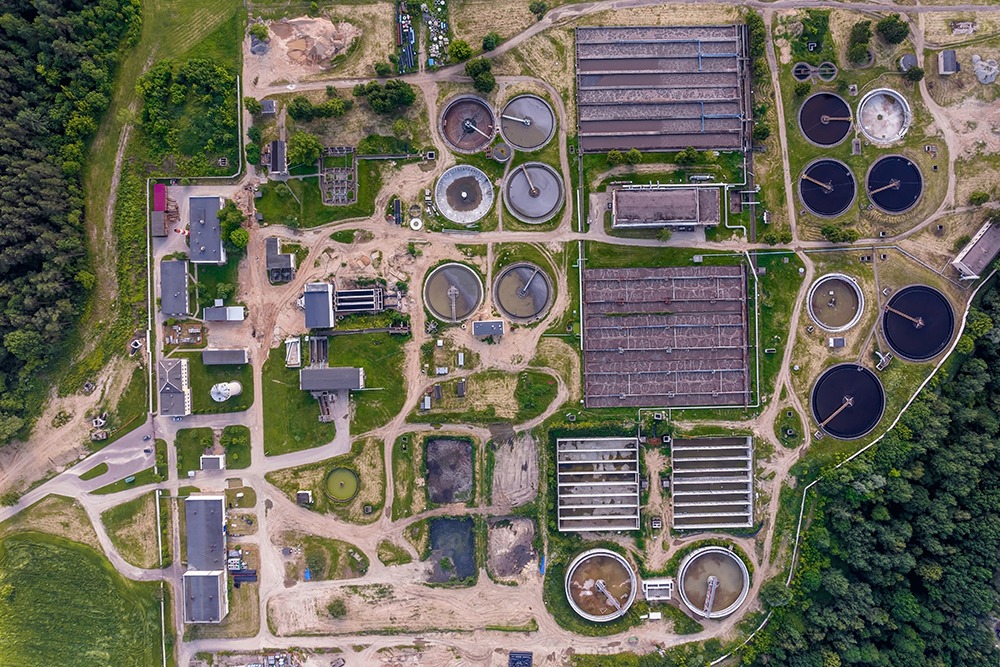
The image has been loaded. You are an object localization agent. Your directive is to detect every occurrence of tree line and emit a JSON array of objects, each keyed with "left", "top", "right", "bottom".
[{"left": 0, "top": 0, "right": 141, "bottom": 442}]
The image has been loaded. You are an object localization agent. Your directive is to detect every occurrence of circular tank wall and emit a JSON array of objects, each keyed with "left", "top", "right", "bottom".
[
  {"left": 440, "top": 95, "right": 496, "bottom": 153},
  {"left": 504, "top": 162, "right": 565, "bottom": 224},
  {"left": 811, "top": 364, "right": 886, "bottom": 440},
  {"left": 434, "top": 165, "right": 495, "bottom": 225},
  {"left": 807, "top": 273, "right": 865, "bottom": 332},
  {"left": 494, "top": 263, "right": 553, "bottom": 321},
  {"left": 799, "top": 159, "right": 856, "bottom": 218},
  {"left": 883, "top": 285, "right": 955, "bottom": 361},
  {"left": 866, "top": 155, "right": 923, "bottom": 214},
  {"left": 677, "top": 546, "right": 751, "bottom": 619},
  {"left": 798, "top": 93, "right": 852, "bottom": 147},
  {"left": 564, "top": 548, "right": 637, "bottom": 622},
  {"left": 423, "top": 263, "right": 484, "bottom": 323},
  {"left": 858, "top": 88, "right": 911, "bottom": 144},
  {"left": 499, "top": 94, "right": 556, "bottom": 151}
]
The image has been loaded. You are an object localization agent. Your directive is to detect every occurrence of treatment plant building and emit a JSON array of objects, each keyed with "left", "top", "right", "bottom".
[{"left": 183, "top": 495, "right": 229, "bottom": 624}]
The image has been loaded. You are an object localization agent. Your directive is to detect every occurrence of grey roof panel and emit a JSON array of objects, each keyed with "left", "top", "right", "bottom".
[
  {"left": 161, "top": 260, "right": 189, "bottom": 316},
  {"left": 185, "top": 496, "right": 226, "bottom": 571},
  {"left": 183, "top": 572, "right": 225, "bottom": 623},
  {"left": 201, "top": 348, "right": 248, "bottom": 365},
  {"left": 304, "top": 284, "right": 334, "bottom": 329},
  {"left": 473, "top": 320, "right": 505, "bottom": 336},
  {"left": 299, "top": 367, "right": 364, "bottom": 391},
  {"left": 189, "top": 197, "right": 225, "bottom": 264}
]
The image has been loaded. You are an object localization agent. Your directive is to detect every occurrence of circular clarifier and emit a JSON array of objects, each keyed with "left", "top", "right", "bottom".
[
  {"left": 494, "top": 263, "right": 553, "bottom": 321},
  {"left": 440, "top": 95, "right": 496, "bottom": 153},
  {"left": 858, "top": 88, "right": 911, "bottom": 144},
  {"left": 564, "top": 548, "right": 637, "bottom": 622},
  {"left": 866, "top": 155, "right": 923, "bottom": 214},
  {"left": 882, "top": 285, "right": 955, "bottom": 361},
  {"left": 423, "top": 263, "right": 484, "bottom": 323},
  {"left": 799, "top": 93, "right": 852, "bottom": 147},
  {"left": 799, "top": 159, "right": 856, "bottom": 218},
  {"left": 677, "top": 546, "right": 751, "bottom": 619},
  {"left": 811, "top": 364, "right": 885, "bottom": 440},
  {"left": 499, "top": 94, "right": 556, "bottom": 151},
  {"left": 435, "top": 165, "right": 495, "bottom": 225},
  {"left": 503, "top": 162, "right": 564, "bottom": 224},
  {"left": 807, "top": 273, "right": 864, "bottom": 332},
  {"left": 325, "top": 467, "right": 359, "bottom": 502}
]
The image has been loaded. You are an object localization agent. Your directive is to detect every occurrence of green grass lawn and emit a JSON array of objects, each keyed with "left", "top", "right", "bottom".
[
  {"left": 177, "top": 352, "right": 253, "bottom": 414},
  {"left": 410, "top": 370, "right": 559, "bottom": 424},
  {"left": 80, "top": 462, "right": 109, "bottom": 481},
  {"left": 282, "top": 532, "right": 370, "bottom": 580},
  {"left": 194, "top": 252, "right": 242, "bottom": 311},
  {"left": 756, "top": 252, "right": 806, "bottom": 396},
  {"left": 221, "top": 424, "right": 251, "bottom": 469},
  {"left": 330, "top": 229, "right": 357, "bottom": 244},
  {"left": 175, "top": 427, "right": 213, "bottom": 476},
  {"left": 377, "top": 540, "right": 413, "bottom": 566},
  {"left": 258, "top": 162, "right": 382, "bottom": 228},
  {"left": 102, "top": 365, "right": 149, "bottom": 447},
  {"left": 391, "top": 434, "right": 421, "bottom": 521},
  {"left": 100, "top": 493, "right": 160, "bottom": 569},
  {"left": 91, "top": 467, "right": 161, "bottom": 495},
  {"left": 584, "top": 242, "right": 743, "bottom": 270},
  {"left": 225, "top": 486, "right": 257, "bottom": 509},
  {"left": 262, "top": 345, "right": 335, "bottom": 456},
  {"left": 0, "top": 532, "right": 166, "bottom": 665},
  {"left": 327, "top": 333, "right": 409, "bottom": 435}
]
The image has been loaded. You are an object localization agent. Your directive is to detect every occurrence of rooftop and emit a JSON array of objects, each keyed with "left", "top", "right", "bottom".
[
  {"left": 303, "top": 282, "right": 335, "bottom": 329},
  {"left": 189, "top": 196, "right": 226, "bottom": 264},
  {"left": 261, "top": 99, "right": 277, "bottom": 115},
  {"left": 270, "top": 140, "right": 287, "bottom": 175},
  {"left": 473, "top": 320, "right": 505, "bottom": 336},
  {"left": 203, "top": 305, "right": 245, "bottom": 322},
  {"left": 201, "top": 348, "right": 248, "bottom": 365},
  {"left": 612, "top": 187, "right": 721, "bottom": 228},
  {"left": 299, "top": 367, "right": 365, "bottom": 391},
  {"left": 183, "top": 571, "right": 227, "bottom": 624},
  {"left": 184, "top": 495, "right": 226, "bottom": 571},
  {"left": 160, "top": 259, "right": 189, "bottom": 316},
  {"left": 158, "top": 358, "right": 191, "bottom": 416},
  {"left": 953, "top": 220, "right": 1000, "bottom": 279}
]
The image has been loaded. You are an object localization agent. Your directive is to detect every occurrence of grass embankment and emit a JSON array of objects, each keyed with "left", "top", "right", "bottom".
[
  {"left": 279, "top": 531, "right": 370, "bottom": 581},
  {"left": 80, "top": 462, "right": 109, "bottom": 481},
  {"left": 376, "top": 540, "right": 413, "bottom": 566},
  {"left": 390, "top": 434, "right": 425, "bottom": 521},
  {"left": 177, "top": 352, "right": 254, "bottom": 414},
  {"left": 262, "top": 345, "right": 335, "bottom": 456},
  {"left": 265, "top": 439, "right": 385, "bottom": 525},
  {"left": 409, "top": 369, "right": 559, "bottom": 424},
  {"left": 0, "top": 532, "right": 166, "bottom": 665},
  {"left": 101, "top": 492, "right": 161, "bottom": 569}
]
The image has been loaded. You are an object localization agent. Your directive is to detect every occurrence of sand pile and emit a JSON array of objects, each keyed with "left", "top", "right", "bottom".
[{"left": 270, "top": 17, "right": 360, "bottom": 66}]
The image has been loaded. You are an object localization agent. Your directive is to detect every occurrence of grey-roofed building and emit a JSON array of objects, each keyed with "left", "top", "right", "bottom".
[
  {"left": 200, "top": 455, "right": 226, "bottom": 471},
  {"left": 185, "top": 495, "right": 227, "bottom": 571},
  {"left": 473, "top": 320, "right": 505, "bottom": 337},
  {"left": 203, "top": 301, "right": 246, "bottom": 322},
  {"left": 202, "top": 348, "right": 248, "bottom": 365},
  {"left": 612, "top": 187, "right": 721, "bottom": 228},
  {"left": 158, "top": 358, "right": 191, "bottom": 416},
  {"left": 299, "top": 367, "right": 365, "bottom": 392},
  {"left": 303, "top": 282, "right": 335, "bottom": 329},
  {"left": 261, "top": 99, "right": 276, "bottom": 115},
  {"left": 152, "top": 210, "right": 167, "bottom": 237},
  {"left": 183, "top": 571, "right": 228, "bottom": 624},
  {"left": 939, "top": 49, "right": 959, "bottom": 75},
  {"left": 189, "top": 196, "right": 226, "bottom": 265},
  {"left": 269, "top": 140, "right": 287, "bottom": 175},
  {"left": 953, "top": 221, "right": 1000, "bottom": 279},
  {"left": 161, "top": 259, "right": 190, "bottom": 316},
  {"left": 265, "top": 237, "right": 296, "bottom": 283}
]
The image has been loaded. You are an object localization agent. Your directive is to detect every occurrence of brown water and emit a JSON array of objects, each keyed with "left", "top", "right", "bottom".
[
  {"left": 682, "top": 552, "right": 745, "bottom": 612},
  {"left": 569, "top": 555, "right": 633, "bottom": 616},
  {"left": 495, "top": 264, "right": 551, "bottom": 320},
  {"left": 445, "top": 176, "right": 483, "bottom": 211},
  {"left": 809, "top": 277, "right": 860, "bottom": 329}
]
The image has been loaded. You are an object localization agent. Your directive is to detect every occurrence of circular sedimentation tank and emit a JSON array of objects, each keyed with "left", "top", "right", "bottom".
[
  {"left": 564, "top": 548, "right": 637, "bottom": 622},
  {"left": 325, "top": 467, "right": 359, "bottom": 502},
  {"left": 807, "top": 273, "right": 864, "bottom": 333},
  {"left": 440, "top": 95, "right": 496, "bottom": 153},
  {"left": 858, "top": 88, "right": 911, "bottom": 144},
  {"left": 799, "top": 93, "right": 852, "bottom": 147},
  {"left": 504, "top": 162, "right": 565, "bottom": 224},
  {"left": 423, "top": 263, "right": 484, "bottom": 323},
  {"left": 799, "top": 159, "right": 856, "bottom": 218},
  {"left": 677, "top": 546, "right": 751, "bottom": 620},
  {"left": 494, "top": 263, "right": 553, "bottom": 321},
  {"left": 817, "top": 61, "right": 838, "bottom": 81},
  {"left": 434, "top": 165, "right": 495, "bottom": 225},
  {"left": 792, "top": 62, "right": 812, "bottom": 81},
  {"left": 811, "top": 364, "right": 886, "bottom": 440},
  {"left": 883, "top": 285, "right": 955, "bottom": 361},
  {"left": 866, "top": 155, "right": 923, "bottom": 214},
  {"left": 492, "top": 141, "right": 512, "bottom": 163},
  {"left": 499, "top": 94, "right": 556, "bottom": 151}
]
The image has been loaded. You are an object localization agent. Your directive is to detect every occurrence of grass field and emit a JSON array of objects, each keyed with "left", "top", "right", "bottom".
[
  {"left": 222, "top": 424, "right": 251, "bottom": 469},
  {"left": 103, "top": 365, "right": 150, "bottom": 446},
  {"left": 92, "top": 466, "right": 162, "bottom": 495},
  {"left": 327, "top": 333, "right": 408, "bottom": 434},
  {"left": 376, "top": 539, "right": 413, "bottom": 566},
  {"left": 262, "top": 345, "right": 336, "bottom": 456},
  {"left": 175, "top": 427, "right": 214, "bottom": 476},
  {"left": 257, "top": 163, "right": 382, "bottom": 228},
  {"left": 390, "top": 433, "right": 425, "bottom": 521},
  {"left": 0, "top": 532, "right": 165, "bottom": 665},
  {"left": 194, "top": 253, "right": 242, "bottom": 312},
  {"left": 178, "top": 352, "right": 254, "bottom": 414},
  {"left": 80, "top": 462, "right": 109, "bottom": 481},
  {"left": 101, "top": 492, "right": 161, "bottom": 569},
  {"left": 278, "top": 531, "right": 369, "bottom": 581},
  {"left": 409, "top": 369, "right": 559, "bottom": 424}
]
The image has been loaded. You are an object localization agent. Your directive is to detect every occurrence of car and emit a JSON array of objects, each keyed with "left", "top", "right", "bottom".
[
  {"left": 143, "top": 448, "right": 152, "bottom": 454},
  {"left": 142, "top": 435, "right": 151, "bottom": 442}
]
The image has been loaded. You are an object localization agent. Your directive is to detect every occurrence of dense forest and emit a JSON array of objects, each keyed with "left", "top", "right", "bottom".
[
  {"left": 0, "top": 0, "right": 141, "bottom": 441},
  {"left": 745, "top": 287, "right": 1000, "bottom": 665}
]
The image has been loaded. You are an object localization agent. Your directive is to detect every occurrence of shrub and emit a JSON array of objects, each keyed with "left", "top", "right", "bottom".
[
  {"left": 794, "top": 82, "right": 811, "bottom": 97},
  {"left": 482, "top": 32, "right": 501, "bottom": 51},
  {"left": 607, "top": 149, "right": 624, "bottom": 165},
  {"left": 245, "top": 144, "right": 260, "bottom": 164},
  {"left": 876, "top": 14, "right": 910, "bottom": 44},
  {"left": 903, "top": 66, "right": 924, "bottom": 82},
  {"left": 448, "top": 39, "right": 472, "bottom": 62},
  {"left": 465, "top": 57, "right": 491, "bottom": 78},
  {"left": 969, "top": 191, "right": 990, "bottom": 206},
  {"left": 374, "top": 61, "right": 392, "bottom": 77},
  {"left": 473, "top": 72, "right": 496, "bottom": 93},
  {"left": 849, "top": 20, "right": 872, "bottom": 46},
  {"left": 529, "top": 1, "right": 547, "bottom": 20},
  {"left": 658, "top": 227, "right": 673, "bottom": 242},
  {"left": 624, "top": 147, "right": 642, "bottom": 165},
  {"left": 249, "top": 24, "right": 268, "bottom": 42},
  {"left": 752, "top": 124, "right": 772, "bottom": 142},
  {"left": 326, "top": 597, "right": 347, "bottom": 619},
  {"left": 676, "top": 147, "right": 699, "bottom": 165},
  {"left": 821, "top": 225, "right": 860, "bottom": 243},
  {"left": 956, "top": 334, "right": 974, "bottom": 354},
  {"left": 848, "top": 43, "right": 870, "bottom": 66},
  {"left": 287, "top": 131, "right": 323, "bottom": 166},
  {"left": 353, "top": 80, "right": 416, "bottom": 114},
  {"left": 243, "top": 96, "right": 262, "bottom": 115},
  {"left": 247, "top": 126, "right": 262, "bottom": 144}
]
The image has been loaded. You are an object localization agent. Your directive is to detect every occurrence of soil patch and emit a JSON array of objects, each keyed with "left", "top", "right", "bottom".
[
  {"left": 428, "top": 517, "right": 475, "bottom": 584},
  {"left": 491, "top": 433, "right": 538, "bottom": 509},
  {"left": 425, "top": 438, "right": 473, "bottom": 504},
  {"left": 487, "top": 517, "right": 536, "bottom": 580}
]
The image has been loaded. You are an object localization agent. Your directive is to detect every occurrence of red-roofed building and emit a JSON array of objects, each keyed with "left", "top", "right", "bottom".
[{"left": 153, "top": 183, "right": 166, "bottom": 212}]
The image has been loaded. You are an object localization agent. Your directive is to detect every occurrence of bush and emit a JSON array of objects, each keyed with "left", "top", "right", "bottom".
[
  {"left": 821, "top": 225, "right": 860, "bottom": 243},
  {"left": 607, "top": 149, "right": 624, "bottom": 165},
  {"left": 287, "top": 95, "right": 351, "bottom": 122},
  {"left": 676, "top": 147, "right": 699, "bottom": 165},
  {"left": 465, "top": 57, "right": 491, "bottom": 78},
  {"left": 956, "top": 334, "right": 974, "bottom": 354},
  {"left": 287, "top": 131, "right": 322, "bottom": 166},
  {"left": 326, "top": 597, "right": 347, "bottom": 619},
  {"left": 353, "top": 80, "right": 416, "bottom": 114},
  {"left": 529, "top": 1, "right": 547, "bottom": 20},
  {"left": 969, "top": 191, "right": 990, "bottom": 206},
  {"left": 624, "top": 147, "right": 642, "bottom": 165},
  {"left": 903, "top": 66, "right": 925, "bottom": 83},
  {"left": 245, "top": 144, "right": 260, "bottom": 164},
  {"left": 247, "top": 126, "right": 262, "bottom": 144},
  {"left": 448, "top": 39, "right": 472, "bottom": 62},
  {"left": 482, "top": 32, "right": 501, "bottom": 51},
  {"left": 849, "top": 20, "right": 872, "bottom": 46},
  {"left": 794, "top": 82, "right": 811, "bottom": 97},
  {"left": 473, "top": 71, "right": 496, "bottom": 93},
  {"left": 374, "top": 61, "right": 392, "bottom": 77},
  {"left": 848, "top": 43, "right": 870, "bottom": 66},
  {"left": 243, "top": 96, "right": 262, "bottom": 115},
  {"left": 876, "top": 14, "right": 910, "bottom": 44},
  {"left": 249, "top": 23, "right": 268, "bottom": 42},
  {"left": 658, "top": 227, "right": 673, "bottom": 242},
  {"left": 752, "top": 124, "right": 772, "bottom": 142}
]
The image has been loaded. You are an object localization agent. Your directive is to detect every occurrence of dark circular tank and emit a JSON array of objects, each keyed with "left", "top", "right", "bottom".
[
  {"left": 440, "top": 95, "right": 496, "bottom": 153},
  {"left": 494, "top": 263, "right": 553, "bottom": 321},
  {"left": 883, "top": 285, "right": 955, "bottom": 361},
  {"left": 811, "top": 364, "right": 885, "bottom": 440},
  {"left": 792, "top": 63, "right": 812, "bottom": 81},
  {"left": 504, "top": 162, "right": 564, "bottom": 224},
  {"left": 423, "top": 263, "right": 484, "bottom": 322},
  {"left": 499, "top": 95, "right": 556, "bottom": 151},
  {"left": 799, "top": 93, "right": 852, "bottom": 147},
  {"left": 866, "top": 155, "right": 923, "bottom": 214},
  {"left": 799, "top": 159, "right": 856, "bottom": 218}
]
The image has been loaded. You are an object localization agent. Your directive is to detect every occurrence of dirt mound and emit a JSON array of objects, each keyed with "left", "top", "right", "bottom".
[
  {"left": 488, "top": 517, "right": 536, "bottom": 580},
  {"left": 270, "top": 17, "right": 360, "bottom": 66}
]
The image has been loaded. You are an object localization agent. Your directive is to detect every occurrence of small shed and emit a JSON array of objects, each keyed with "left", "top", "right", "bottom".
[
  {"left": 899, "top": 54, "right": 917, "bottom": 72},
  {"left": 938, "top": 50, "right": 959, "bottom": 75},
  {"left": 200, "top": 455, "right": 226, "bottom": 471},
  {"left": 261, "top": 99, "right": 276, "bottom": 115},
  {"left": 296, "top": 490, "right": 313, "bottom": 505},
  {"left": 473, "top": 320, "right": 505, "bottom": 337}
]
